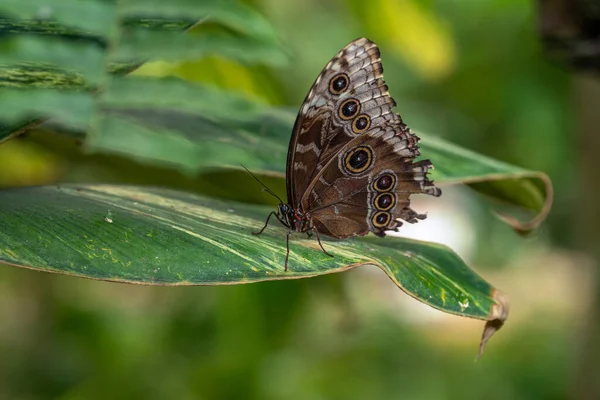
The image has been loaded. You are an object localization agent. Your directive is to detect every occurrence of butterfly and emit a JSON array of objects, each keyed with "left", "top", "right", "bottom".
[{"left": 253, "top": 38, "right": 441, "bottom": 270}]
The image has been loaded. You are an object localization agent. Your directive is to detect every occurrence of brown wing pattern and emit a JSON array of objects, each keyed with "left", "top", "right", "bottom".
[
  {"left": 287, "top": 37, "right": 441, "bottom": 238},
  {"left": 306, "top": 124, "right": 440, "bottom": 238},
  {"left": 286, "top": 38, "right": 388, "bottom": 208}
]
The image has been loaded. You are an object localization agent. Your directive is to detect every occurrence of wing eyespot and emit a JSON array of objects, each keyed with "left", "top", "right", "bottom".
[
  {"left": 338, "top": 99, "right": 360, "bottom": 120},
  {"left": 329, "top": 73, "right": 349, "bottom": 95},
  {"left": 352, "top": 114, "right": 371, "bottom": 134},
  {"left": 372, "top": 211, "right": 391, "bottom": 228},
  {"left": 344, "top": 146, "right": 373, "bottom": 174},
  {"left": 374, "top": 193, "right": 395, "bottom": 211},
  {"left": 373, "top": 174, "right": 396, "bottom": 192}
]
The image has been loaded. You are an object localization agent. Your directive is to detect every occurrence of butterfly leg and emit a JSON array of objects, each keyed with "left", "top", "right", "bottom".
[
  {"left": 313, "top": 229, "right": 334, "bottom": 258},
  {"left": 285, "top": 230, "right": 293, "bottom": 272},
  {"left": 253, "top": 211, "right": 277, "bottom": 235}
]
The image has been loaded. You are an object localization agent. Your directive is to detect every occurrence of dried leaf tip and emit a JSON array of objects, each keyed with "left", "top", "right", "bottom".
[{"left": 477, "top": 289, "right": 509, "bottom": 360}]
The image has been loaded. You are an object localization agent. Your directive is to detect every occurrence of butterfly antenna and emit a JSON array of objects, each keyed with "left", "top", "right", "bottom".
[{"left": 240, "top": 164, "right": 285, "bottom": 204}]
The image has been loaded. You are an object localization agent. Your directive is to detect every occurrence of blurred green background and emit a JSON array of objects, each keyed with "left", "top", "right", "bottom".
[{"left": 0, "top": 0, "right": 595, "bottom": 399}]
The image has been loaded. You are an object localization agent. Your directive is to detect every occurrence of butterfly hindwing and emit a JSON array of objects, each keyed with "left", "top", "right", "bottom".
[{"left": 305, "top": 124, "right": 440, "bottom": 238}]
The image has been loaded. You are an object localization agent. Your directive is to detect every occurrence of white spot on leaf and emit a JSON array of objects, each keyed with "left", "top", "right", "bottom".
[{"left": 36, "top": 6, "right": 53, "bottom": 19}]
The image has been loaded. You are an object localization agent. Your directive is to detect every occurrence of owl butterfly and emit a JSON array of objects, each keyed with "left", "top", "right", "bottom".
[{"left": 253, "top": 38, "right": 441, "bottom": 270}]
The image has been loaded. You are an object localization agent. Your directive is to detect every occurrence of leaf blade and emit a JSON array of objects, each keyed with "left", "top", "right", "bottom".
[{"left": 0, "top": 184, "right": 503, "bottom": 324}]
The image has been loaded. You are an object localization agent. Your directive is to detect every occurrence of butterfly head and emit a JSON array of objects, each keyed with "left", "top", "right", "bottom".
[{"left": 277, "top": 203, "right": 294, "bottom": 228}]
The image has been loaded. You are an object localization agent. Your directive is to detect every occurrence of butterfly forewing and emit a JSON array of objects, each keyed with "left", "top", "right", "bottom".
[{"left": 286, "top": 38, "right": 387, "bottom": 209}]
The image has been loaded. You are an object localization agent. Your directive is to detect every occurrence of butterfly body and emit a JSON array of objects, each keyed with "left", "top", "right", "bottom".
[
  {"left": 276, "top": 203, "right": 312, "bottom": 233},
  {"left": 254, "top": 38, "right": 441, "bottom": 270}
]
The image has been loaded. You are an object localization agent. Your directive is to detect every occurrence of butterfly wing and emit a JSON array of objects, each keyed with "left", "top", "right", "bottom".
[
  {"left": 305, "top": 124, "right": 440, "bottom": 238},
  {"left": 288, "top": 38, "right": 440, "bottom": 237},
  {"left": 286, "top": 38, "right": 387, "bottom": 209}
]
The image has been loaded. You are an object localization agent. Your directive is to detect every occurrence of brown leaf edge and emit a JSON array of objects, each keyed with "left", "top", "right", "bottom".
[{"left": 477, "top": 288, "right": 510, "bottom": 359}]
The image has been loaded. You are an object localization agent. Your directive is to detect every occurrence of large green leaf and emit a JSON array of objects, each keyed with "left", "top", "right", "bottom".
[
  {"left": 0, "top": 0, "right": 286, "bottom": 140},
  {"left": 0, "top": 184, "right": 508, "bottom": 354}
]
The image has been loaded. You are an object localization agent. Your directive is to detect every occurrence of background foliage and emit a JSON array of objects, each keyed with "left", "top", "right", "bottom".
[{"left": 0, "top": 0, "right": 587, "bottom": 399}]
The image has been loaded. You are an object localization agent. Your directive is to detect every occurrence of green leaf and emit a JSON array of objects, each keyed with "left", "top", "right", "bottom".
[
  {"left": 0, "top": 184, "right": 508, "bottom": 353},
  {"left": 420, "top": 134, "right": 553, "bottom": 233},
  {"left": 0, "top": 35, "right": 106, "bottom": 84},
  {"left": 121, "top": 0, "right": 281, "bottom": 43},
  {"left": 0, "top": 0, "right": 287, "bottom": 140},
  {"left": 113, "top": 30, "right": 288, "bottom": 66},
  {"left": 102, "top": 77, "right": 267, "bottom": 118},
  {"left": 0, "top": 89, "right": 94, "bottom": 129},
  {"left": 0, "top": 0, "right": 116, "bottom": 37}
]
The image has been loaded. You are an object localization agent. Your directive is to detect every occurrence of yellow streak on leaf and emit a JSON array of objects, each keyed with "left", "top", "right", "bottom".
[
  {"left": 136, "top": 57, "right": 277, "bottom": 104},
  {"left": 169, "top": 224, "right": 257, "bottom": 266}
]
